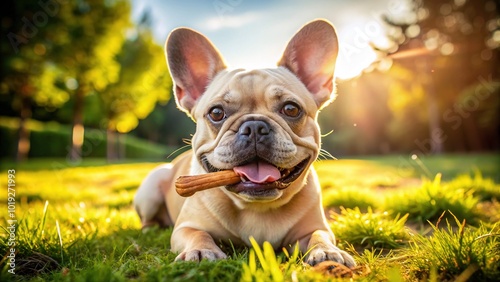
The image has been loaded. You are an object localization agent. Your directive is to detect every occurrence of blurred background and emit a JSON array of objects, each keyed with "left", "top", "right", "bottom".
[{"left": 0, "top": 0, "right": 498, "bottom": 163}]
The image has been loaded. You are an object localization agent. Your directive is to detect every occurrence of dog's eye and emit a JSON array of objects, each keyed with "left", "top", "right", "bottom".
[
  {"left": 208, "top": 106, "right": 226, "bottom": 122},
  {"left": 281, "top": 103, "right": 301, "bottom": 118}
]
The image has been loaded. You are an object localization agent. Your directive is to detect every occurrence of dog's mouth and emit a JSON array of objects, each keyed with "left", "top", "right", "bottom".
[{"left": 202, "top": 156, "right": 310, "bottom": 198}]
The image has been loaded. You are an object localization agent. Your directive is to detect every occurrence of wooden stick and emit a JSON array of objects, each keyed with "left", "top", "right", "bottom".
[{"left": 175, "top": 170, "right": 241, "bottom": 197}]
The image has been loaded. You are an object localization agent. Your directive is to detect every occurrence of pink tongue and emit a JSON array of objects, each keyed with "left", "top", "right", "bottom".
[{"left": 233, "top": 161, "right": 281, "bottom": 184}]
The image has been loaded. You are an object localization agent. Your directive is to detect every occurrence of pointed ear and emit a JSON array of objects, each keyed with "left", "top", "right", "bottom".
[
  {"left": 166, "top": 28, "right": 226, "bottom": 114},
  {"left": 278, "top": 19, "right": 339, "bottom": 109}
]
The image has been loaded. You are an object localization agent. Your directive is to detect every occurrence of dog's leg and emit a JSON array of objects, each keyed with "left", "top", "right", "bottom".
[
  {"left": 172, "top": 226, "right": 227, "bottom": 262},
  {"left": 134, "top": 164, "right": 174, "bottom": 229},
  {"left": 301, "top": 230, "right": 356, "bottom": 268}
]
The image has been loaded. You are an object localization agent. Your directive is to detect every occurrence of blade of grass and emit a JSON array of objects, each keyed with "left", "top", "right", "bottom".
[{"left": 55, "top": 220, "right": 63, "bottom": 264}]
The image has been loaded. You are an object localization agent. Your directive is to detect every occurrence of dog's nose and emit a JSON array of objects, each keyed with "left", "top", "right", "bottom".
[{"left": 238, "top": 120, "right": 271, "bottom": 141}]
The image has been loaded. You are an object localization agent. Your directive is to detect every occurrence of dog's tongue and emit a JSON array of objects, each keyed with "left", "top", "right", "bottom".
[{"left": 233, "top": 161, "right": 281, "bottom": 183}]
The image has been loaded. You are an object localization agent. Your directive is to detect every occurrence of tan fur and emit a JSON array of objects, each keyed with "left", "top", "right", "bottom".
[{"left": 134, "top": 19, "right": 355, "bottom": 267}]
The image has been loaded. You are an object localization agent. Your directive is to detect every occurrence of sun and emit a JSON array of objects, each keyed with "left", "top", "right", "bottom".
[{"left": 335, "top": 45, "right": 378, "bottom": 80}]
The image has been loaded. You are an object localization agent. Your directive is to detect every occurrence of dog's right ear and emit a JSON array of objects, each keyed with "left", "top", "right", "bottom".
[{"left": 166, "top": 28, "right": 226, "bottom": 115}]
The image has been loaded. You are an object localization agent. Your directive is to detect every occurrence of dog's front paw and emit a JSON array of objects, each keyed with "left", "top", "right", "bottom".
[
  {"left": 306, "top": 246, "right": 356, "bottom": 268},
  {"left": 175, "top": 249, "right": 228, "bottom": 262}
]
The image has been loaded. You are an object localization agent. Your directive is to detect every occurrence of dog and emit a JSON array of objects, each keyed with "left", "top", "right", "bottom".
[{"left": 133, "top": 19, "right": 356, "bottom": 267}]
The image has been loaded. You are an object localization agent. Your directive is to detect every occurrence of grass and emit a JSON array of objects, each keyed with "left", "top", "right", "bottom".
[
  {"left": 329, "top": 207, "right": 410, "bottom": 249},
  {"left": 383, "top": 174, "right": 481, "bottom": 224},
  {"left": 0, "top": 154, "right": 499, "bottom": 281},
  {"left": 401, "top": 216, "right": 500, "bottom": 281},
  {"left": 241, "top": 237, "right": 305, "bottom": 282}
]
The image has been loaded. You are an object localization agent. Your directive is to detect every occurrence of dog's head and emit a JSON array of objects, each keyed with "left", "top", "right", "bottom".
[{"left": 166, "top": 19, "right": 338, "bottom": 208}]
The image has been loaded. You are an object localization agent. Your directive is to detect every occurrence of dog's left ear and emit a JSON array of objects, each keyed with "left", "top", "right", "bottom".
[
  {"left": 278, "top": 19, "right": 339, "bottom": 109},
  {"left": 166, "top": 28, "right": 226, "bottom": 115}
]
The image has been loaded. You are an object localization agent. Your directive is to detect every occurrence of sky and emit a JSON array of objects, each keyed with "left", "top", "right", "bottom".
[{"left": 131, "top": 0, "right": 411, "bottom": 79}]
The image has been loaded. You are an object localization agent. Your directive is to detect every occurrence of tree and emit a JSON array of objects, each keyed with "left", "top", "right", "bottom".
[
  {"left": 1, "top": 0, "right": 133, "bottom": 162},
  {"left": 380, "top": 0, "right": 499, "bottom": 153},
  {"left": 50, "top": 0, "right": 131, "bottom": 162},
  {"left": 98, "top": 17, "right": 171, "bottom": 160},
  {"left": 0, "top": 0, "right": 70, "bottom": 161}
]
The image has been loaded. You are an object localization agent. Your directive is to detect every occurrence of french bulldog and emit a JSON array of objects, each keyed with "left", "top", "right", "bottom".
[{"left": 134, "top": 19, "right": 356, "bottom": 267}]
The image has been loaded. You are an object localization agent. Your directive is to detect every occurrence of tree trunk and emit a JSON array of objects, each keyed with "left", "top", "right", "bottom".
[
  {"left": 425, "top": 83, "right": 443, "bottom": 154},
  {"left": 16, "top": 94, "right": 32, "bottom": 162},
  {"left": 106, "top": 127, "right": 117, "bottom": 161},
  {"left": 118, "top": 132, "right": 125, "bottom": 159},
  {"left": 70, "top": 87, "right": 85, "bottom": 162},
  {"left": 419, "top": 59, "right": 443, "bottom": 155},
  {"left": 462, "top": 114, "right": 483, "bottom": 151}
]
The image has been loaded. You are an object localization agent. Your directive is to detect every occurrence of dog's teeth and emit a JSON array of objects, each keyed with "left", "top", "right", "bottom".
[
  {"left": 281, "top": 168, "right": 292, "bottom": 178},
  {"left": 240, "top": 177, "right": 246, "bottom": 182}
]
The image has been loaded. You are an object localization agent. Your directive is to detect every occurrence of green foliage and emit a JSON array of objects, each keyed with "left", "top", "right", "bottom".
[
  {"left": 0, "top": 1, "right": 68, "bottom": 110},
  {"left": 146, "top": 259, "right": 244, "bottom": 282},
  {"left": 0, "top": 0, "right": 132, "bottom": 106},
  {"left": 348, "top": 248, "right": 401, "bottom": 281},
  {"left": 447, "top": 171, "right": 500, "bottom": 201},
  {"left": 384, "top": 173, "right": 481, "bottom": 224},
  {"left": 241, "top": 237, "right": 306, "bottom": 282},
  {"left": 32, "top": 64, "right": 69, "bottom": 108},
  {"left": 330, "top": 207, "right": 410, "bottom": 249},
  {"left": 101, "top": 25, "right": 171, "bottom": 134},
  {"left": 401, "top": 214, "right": 500, "bottom": 281},
  {"left": 53, "top": 0, "right": 132, "bottom": 92}
]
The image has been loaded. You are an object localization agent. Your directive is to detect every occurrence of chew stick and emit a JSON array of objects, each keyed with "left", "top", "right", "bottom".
[{"left": 175, "top": 170, "right": 241, "bottom": 197}]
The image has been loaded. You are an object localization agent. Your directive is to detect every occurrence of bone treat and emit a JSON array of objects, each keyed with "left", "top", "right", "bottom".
[{"left": 175, "top": 170, "right": 241, "bottom": 197}]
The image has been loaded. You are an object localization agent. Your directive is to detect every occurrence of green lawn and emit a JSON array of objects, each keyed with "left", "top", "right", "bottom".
[{"left": 1, "top": 154, "right": 499, "bottom": 281}]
